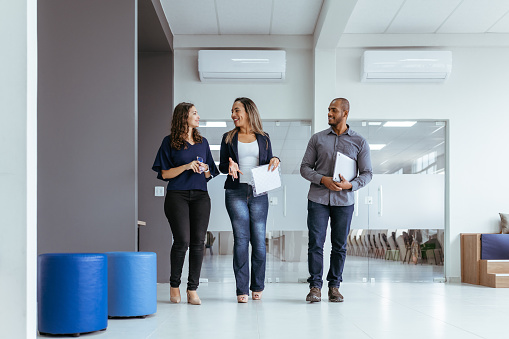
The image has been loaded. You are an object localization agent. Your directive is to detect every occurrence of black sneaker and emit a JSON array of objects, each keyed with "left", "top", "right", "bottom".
[
  {"left": 306, "top": 287, "right": 321, "bottom": 302},
  {"left": 328, "top": 287, "right": 344, "bottom": 302}
]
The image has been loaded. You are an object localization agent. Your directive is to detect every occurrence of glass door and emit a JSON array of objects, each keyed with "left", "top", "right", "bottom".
[{"left": 348, "top": 120, "right": 446, "bottom": 283}]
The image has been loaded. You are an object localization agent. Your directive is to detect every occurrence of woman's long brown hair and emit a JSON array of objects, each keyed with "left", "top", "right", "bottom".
[
  {"left": 170, "top": 102, "right": 203, "bottom": 150},
  {"left": 225, "top": 97, "right": 267, "bottom": 145}
]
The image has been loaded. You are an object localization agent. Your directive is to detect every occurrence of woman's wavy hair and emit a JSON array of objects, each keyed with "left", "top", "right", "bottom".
[
  {"left": 170, "top": 102, "right": 203, "bottom": 150},
  {"left": 225, "top": 97, "right": 267, "bottom": 146}
]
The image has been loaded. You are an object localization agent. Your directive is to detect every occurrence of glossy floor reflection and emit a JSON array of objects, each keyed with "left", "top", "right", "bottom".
[
  {"left": 37, "top": 255, "right": 505, "bottom": 339},
  {"left": 38, "top": 281, "right": 508, "bottom": 339},
  {"left": 201, "top": 253, "right": 444, "bottom": 283}
]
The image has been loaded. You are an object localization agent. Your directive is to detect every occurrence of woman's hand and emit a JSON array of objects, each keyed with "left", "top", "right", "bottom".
[
  {"left": 268, "top": 157, "right": 280, "bottom": 172},
  {"left": 228, "top": 157, "right": 243, "bottom": 179},
  {"left": 187, "top": 160, "right": 201, "bottom": 173}
]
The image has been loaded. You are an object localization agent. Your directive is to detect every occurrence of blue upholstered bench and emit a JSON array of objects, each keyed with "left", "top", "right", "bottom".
[
  {"left": 481, "top": 234, "right": 509, "bottom": 259},
  {"left": 38, "top": 253, "right": 108, "bottom": 336},
  {"left": 105, "top": 252, "right": 157, "bottom": 318}
]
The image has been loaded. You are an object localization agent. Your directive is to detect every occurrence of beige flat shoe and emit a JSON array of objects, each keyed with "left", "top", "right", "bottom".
[
  {"left": 237, "top": 294, "right": 248, "bottom": 303},
  {"left": 170, "top": 287, "right": 181, "bottom": 303},
  {"left": 187, "top": 290, "right": 201, "bottom": 305},
  {"left": 252, "top": 291, "right": 263, "bottom": 300}
]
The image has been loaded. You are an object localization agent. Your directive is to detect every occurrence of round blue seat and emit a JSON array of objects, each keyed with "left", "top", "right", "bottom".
[
  {"left": 105, "top": 252, "right": 157, "bottom": 317},
  {"left": 38, "top": 253, "right": 108, "bottom": 336}
]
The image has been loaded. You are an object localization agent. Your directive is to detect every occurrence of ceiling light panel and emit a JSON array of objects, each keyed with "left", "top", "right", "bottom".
[
  {"left": 369, "top": 144, "right": 386, "bottom": 150},
  {"left": 199, "top": 121, "right": 227, "bottom": 128},
  {"left": 383, "top": 121, "right": 417, "bottom": 127}
]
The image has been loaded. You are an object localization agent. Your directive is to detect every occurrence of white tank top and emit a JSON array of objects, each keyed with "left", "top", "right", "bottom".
[{"left": 238, "top": 140, "right": 259, "bottom": 184}]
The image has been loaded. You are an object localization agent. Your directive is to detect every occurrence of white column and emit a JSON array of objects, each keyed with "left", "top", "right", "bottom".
[
  {"left": 0, "top": 0, "right": 38, "bottom": 338},
  {"left": 313, "top": 49, "right": 337, "bottom": 132}
]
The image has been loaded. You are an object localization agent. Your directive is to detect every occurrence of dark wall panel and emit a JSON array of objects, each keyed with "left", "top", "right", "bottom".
[
  {"left": 38, "top": 0, "right": 137, "bottom": 253},
  {"left": 138, "top": 52, "right": 173, "bottom": 282}
]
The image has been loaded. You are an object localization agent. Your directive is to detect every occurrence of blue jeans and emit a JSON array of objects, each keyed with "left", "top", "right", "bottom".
[
  {"left": 225, "top": 184, "right": 268, "bottom": 296},
  {"left": 307, "top": 200, "right": 354, "bottom": 289}
]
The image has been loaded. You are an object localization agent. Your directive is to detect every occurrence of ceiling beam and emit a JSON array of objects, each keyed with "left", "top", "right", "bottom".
[
  {"left": 314, "top": 0, "right": 358, "bottom": 49},
  {"left": 138, "top": 0, "right": 173, "bottom": 52}
]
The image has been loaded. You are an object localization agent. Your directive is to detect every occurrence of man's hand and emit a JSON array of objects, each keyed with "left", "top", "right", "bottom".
[
  {"left": 320, "top": 176, "right": 342, "bottom": 191},
  {"left": 337, "top": 174, "right": 353, "bottom": 190}
]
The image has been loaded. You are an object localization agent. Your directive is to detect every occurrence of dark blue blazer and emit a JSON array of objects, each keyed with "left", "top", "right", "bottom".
[{"left": 219, "top": 131, "right": 274, "bottom": 189}]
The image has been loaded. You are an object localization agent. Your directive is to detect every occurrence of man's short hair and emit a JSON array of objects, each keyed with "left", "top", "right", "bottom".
[{"left": 332, "top": 98, "right": 350, "bottom": 112}]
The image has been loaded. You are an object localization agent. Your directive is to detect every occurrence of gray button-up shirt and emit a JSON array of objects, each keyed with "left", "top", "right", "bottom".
[{"left": 300, "top": 126, "right": 373, "bottom": 206}]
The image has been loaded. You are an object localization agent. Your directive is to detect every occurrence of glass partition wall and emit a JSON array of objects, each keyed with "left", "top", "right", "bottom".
[{"left": 198, "top": 119, "right": 446, "bottom": 285}]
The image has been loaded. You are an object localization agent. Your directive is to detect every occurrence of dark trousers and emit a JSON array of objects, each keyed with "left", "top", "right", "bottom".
[
  {"left": 225, "top": 184, "right": 268, "bottom": 296},
  {"left": 307, "top": 200, "right": 354, "bottom": 289},
  {"left": 164, "top": 190, "right": 211, "bottom": 291}
]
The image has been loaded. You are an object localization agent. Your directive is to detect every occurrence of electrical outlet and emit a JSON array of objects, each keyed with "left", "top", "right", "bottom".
[{"left": 155, "top": 186, "right": 165, "bottom": 197}]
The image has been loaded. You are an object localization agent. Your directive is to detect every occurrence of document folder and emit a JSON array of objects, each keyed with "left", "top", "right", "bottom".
[
  {"left": 332, "top": 151, "right": 357, "bottom": 182},
  {"left": 251, "top": 164, "right": 281, "bottom": 196}
]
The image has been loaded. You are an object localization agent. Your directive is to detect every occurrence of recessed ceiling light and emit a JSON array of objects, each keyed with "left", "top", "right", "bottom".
[
  {"left": 383, "top": 121, "right": 417, "bottom": 127},
  {"left": 431, "top": 126, "right": 444, "bottom": 134},
  {"left": 433, "top": 141, "right": 445, "bottom": 149},
  {"left": 368, "top": 122, "right": 382, "bottom": 126},
  {"left": 199, "top": 121, "right": 227, "bottom": 128},
  {"left": 369, "top": 144, "right": 386, "bottom": 150}
]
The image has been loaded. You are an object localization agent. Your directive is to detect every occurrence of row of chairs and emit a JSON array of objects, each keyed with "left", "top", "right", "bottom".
[{"left": 347, "top": 229, "right": 444, "bottom": 265}]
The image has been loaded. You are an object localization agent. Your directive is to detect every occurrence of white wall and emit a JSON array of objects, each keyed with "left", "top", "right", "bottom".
[
  {"left": 173, "top": 38, "right": 314, "bottom": 120},
  {"left": 333, "top": 47, "right": 509, "bottom": 279},
  {"left": 0, "top": 0, "right": 37, "bottom": 337}
]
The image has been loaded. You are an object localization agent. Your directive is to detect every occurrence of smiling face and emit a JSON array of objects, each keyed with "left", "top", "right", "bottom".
[
  {"left": 187, "top": 106, "right": 200, "bottom": 129},
  {"left": 231, "top": 101, "right": 250, "bottom": 129},
  {"left": 327, "top": 99, "right": 348, "bottom": 128}
]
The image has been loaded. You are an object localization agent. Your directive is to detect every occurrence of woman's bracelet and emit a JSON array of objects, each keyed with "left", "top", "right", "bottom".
[{"left": 272, "top": 156, "right": 281, "bottom": 162}]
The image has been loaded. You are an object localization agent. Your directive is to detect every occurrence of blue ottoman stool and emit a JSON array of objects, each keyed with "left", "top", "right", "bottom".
[
  {"left": 38, "top": 253, "right": 108, "bottom": 336},
  {"left": 106, "top": 252, "right": 157, "bottom": 318}
]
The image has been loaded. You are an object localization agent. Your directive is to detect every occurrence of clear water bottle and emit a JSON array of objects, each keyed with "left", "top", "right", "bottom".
[{"left": 197, "top": 156, "right": 205, "bottom": 173}]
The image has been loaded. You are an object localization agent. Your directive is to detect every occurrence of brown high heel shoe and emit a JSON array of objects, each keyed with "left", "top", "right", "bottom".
[
  {"left": 170, "top": 287, "right": 181, "bottom": 303},
  {"left": 187, "top": 290, "right": 201, "bottom": 305},
  {"left": 252, "top": 291, "right": 263, "bottom": 300},
  {"left": 237, "top": 294, "right": 248, "bottom": 303}
]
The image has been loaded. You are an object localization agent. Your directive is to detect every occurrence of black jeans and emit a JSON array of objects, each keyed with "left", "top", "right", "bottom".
[{"left": 164, "top": 190, "right": 211, "bottom": 291}]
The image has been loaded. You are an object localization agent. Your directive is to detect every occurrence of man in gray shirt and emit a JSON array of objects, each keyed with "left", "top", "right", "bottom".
[{"left": 300, "top": 98, "right": 372, "bottom": 302}]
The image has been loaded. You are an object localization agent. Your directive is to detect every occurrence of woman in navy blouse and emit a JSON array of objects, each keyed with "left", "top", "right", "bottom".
[
  {"left": 219, "top": 97, "right": 280, "bottom": 303},
  {"left": 152, "top": 102, "right": 219, "bottom": 305}
]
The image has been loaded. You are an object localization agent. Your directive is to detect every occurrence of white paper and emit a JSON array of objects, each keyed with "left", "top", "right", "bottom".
[
  {"left": 251, "top": 164, "right": 281, "bottom": 194},
  {"left": 333, "top": 151, "right": 357, "bottom": 182}
]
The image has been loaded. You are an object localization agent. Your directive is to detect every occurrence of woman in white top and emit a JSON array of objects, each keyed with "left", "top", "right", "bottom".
[{"left": 219, "top": 97, "right": 280, "bottom": 303}]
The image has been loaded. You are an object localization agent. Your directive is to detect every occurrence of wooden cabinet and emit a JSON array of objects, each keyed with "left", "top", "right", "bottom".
[{"left": 460, "top": 233, "right": 481, "bottom": 285}]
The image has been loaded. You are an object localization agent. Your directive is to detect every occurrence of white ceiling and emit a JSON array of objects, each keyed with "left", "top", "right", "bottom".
[
  {"left": 160, "top": 0, "right": 323, "bottom": 35},
  {"left": 161, "top": 0, "right": 509, "bottom": 36}
]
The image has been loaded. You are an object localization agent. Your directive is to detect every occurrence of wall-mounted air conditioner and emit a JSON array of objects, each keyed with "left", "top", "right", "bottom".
[
  {"left": 361, "top": 50, "right": 452, "bottom": 82},
  {"left": 198, "top": 50, "right": 286, "bottom": 82}
]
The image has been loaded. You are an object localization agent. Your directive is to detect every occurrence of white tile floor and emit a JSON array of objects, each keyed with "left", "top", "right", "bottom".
[{"left": 37, "top": 255, "right": 508, "bottom": 339}]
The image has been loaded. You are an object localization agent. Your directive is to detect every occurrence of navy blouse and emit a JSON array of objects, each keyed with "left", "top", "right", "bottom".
[{"left": 152, "top": 135, "right": 219, "bottom": 191}]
